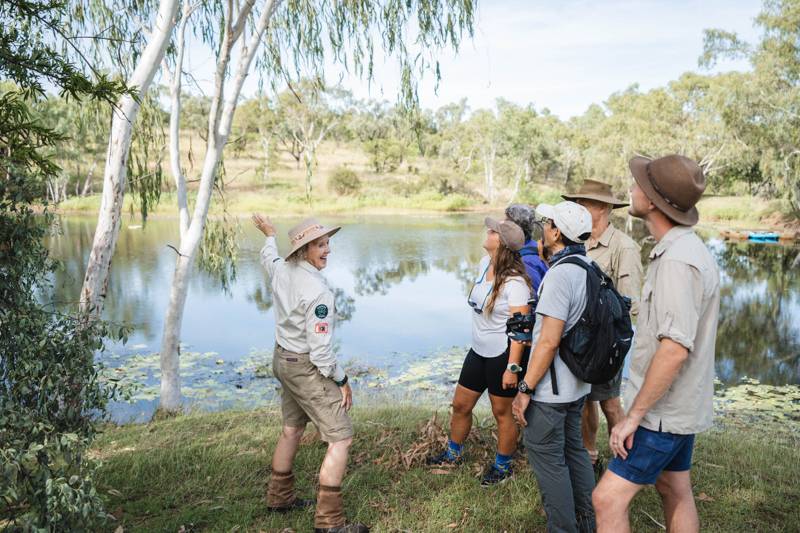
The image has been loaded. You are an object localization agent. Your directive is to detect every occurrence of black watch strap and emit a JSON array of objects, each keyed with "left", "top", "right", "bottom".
[
  {"left": 334, "top": 375, "right": 348, "bottom": 387},
  {"left": 518, "top": 380, "right": 533, "bottom": 395}
]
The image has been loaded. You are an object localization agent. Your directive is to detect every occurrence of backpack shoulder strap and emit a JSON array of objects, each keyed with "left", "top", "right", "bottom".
[{"left": 538, "top": 256, "right": 592, "bottom": 397}]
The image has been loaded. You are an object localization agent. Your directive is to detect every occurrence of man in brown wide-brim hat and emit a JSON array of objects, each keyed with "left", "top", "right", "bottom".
[
  {"left": 562, "top": 180, "right": 643, "bottom": 475},
  {"left": 593, "top": 155, "right": 721, "bottom": 533}
]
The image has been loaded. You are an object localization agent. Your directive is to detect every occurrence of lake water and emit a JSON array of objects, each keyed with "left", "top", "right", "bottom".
[{"left": 45, "top": 215, "right": 800, "bottom": 421}]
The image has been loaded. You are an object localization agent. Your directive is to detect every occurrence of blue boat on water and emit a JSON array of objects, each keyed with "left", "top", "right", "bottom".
[{"left": 748, "top": 232, "right": 780, "bottom": 242}]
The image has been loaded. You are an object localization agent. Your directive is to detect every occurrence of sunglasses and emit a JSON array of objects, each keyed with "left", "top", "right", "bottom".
[{"left": 467, "top": 263, "right": 493, "bottom": 314}]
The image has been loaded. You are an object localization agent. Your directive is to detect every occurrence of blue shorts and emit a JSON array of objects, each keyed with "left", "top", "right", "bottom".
[{"left": 608, "top": 426, "right": 695, "bottom": 485}]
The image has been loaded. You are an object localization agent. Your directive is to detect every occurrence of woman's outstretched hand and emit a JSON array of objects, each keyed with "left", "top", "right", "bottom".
[{"left": 252, "top": 213, "right": 276, "bottom": 237}]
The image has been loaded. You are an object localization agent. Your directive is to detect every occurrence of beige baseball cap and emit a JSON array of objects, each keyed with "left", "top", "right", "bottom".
[
  {"left": 484, "top": 217, "right": 525, "bottom": 251},
  {"left": 535, "top": 201, "right": 592, "bottom": 243}
]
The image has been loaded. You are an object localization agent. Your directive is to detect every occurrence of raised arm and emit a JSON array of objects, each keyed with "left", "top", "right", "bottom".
[{"left": 252, "top": 213, "right": 282, "bottom": 278}]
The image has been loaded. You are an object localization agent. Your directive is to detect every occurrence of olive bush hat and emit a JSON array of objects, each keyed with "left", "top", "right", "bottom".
[{"left": 562, "top": 179, "right": 629, "bottom": 209}]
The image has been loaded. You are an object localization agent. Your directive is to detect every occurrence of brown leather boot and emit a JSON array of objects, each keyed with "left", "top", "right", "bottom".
[
  {"left": 313, "top": 485, "right": 369, "bottom": 532},
  {"left": 266, "top": 470, "right": 313, "bottom": 512}
]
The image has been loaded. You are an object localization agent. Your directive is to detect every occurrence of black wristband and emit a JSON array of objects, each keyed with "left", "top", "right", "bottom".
[{"left": 334, "top": 375, "right": 348, "bottom": 387}]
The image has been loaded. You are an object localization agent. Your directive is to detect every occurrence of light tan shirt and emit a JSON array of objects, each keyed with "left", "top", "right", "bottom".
[
  {"left": 586, "top": 223, "right": 643, "bottom": 319},
  {"left": 260, "top": 236, "right": 345, "bottom": 382},
  {"left": 624, "top": 226, "right": 720, "bottom": 434}
]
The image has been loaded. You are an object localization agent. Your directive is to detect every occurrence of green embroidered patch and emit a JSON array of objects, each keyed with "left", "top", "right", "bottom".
[{"left": 315, "top": 304, "right": 329, "bottom": 319}]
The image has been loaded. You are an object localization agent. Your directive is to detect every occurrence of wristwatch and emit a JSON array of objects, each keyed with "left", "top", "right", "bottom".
[
  {"left": 333, "top": 375, "right": 348, "bottom": 387},
  {"left": 506, "top": 363, "right": 523, "bottom": 374},
  {"left": 517, "top": 380, "right": 533, "bottom": 395}
]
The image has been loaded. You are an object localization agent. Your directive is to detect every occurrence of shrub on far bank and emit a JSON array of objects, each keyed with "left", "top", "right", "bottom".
[{"left": 329, "top": 167, "right": 362, "bottom": 196}]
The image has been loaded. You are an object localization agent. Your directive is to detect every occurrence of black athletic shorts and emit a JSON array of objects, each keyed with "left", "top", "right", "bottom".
[{"left": 457, "top": 346, "right": 530, "bottom": 398}]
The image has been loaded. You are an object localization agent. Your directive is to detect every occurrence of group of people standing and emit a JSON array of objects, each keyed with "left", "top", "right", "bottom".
[{"left": 252, "top": 153, "right": 720, "bottom": 533}]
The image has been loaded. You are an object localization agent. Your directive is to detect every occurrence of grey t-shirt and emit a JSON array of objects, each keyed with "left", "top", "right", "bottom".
[{"left": 530, "top": 254, "right": 592, "bottom": 403}]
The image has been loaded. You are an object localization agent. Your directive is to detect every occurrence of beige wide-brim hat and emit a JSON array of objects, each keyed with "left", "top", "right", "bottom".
[
  {"left": 287, "top": 217, "right": 341, "bottom": 258},
  {"left": 562, "top": 179, "right": 629, "bottom": 209}
]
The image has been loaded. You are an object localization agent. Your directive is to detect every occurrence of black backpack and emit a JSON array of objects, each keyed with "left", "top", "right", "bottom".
[{"left": 545, "top": 256, "right": 633, "bottom": 393}]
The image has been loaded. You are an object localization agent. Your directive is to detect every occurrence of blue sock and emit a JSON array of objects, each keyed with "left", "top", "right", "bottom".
[
  {"left": 445, "top": 439, "right": 463, "bottom": 460},
  {"left": 494, "top": 452, "right": 513, "bottom": 472}
]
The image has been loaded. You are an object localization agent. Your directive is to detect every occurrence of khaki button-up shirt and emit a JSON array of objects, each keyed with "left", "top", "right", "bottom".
[
  {"left": 260, "top": 236, "right": 345, "bottom": 382},
  {"left": 586, "top": 223, "right": 643, "bottom": 319},
  {"left": 624, "top": 226, "right": 720, "bottom": 434}
]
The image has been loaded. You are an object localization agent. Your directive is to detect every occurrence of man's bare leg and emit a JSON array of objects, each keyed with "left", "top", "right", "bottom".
[
  {"left": 655, "top": 470, "right": 699, "bottom": 533},
  {"left": 593, "top": 469, "right": 644, "bottom": 533}
]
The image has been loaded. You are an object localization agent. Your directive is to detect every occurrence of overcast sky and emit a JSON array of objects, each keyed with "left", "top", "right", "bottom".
[{"left": 182, "top": 0, "right": 762, "bottom": 118}]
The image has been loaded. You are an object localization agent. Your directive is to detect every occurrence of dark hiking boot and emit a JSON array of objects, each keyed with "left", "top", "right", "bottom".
[
  {"left": 425, "top": 449, "right": 463, "bottom": 466},
  {"left": 480, "top": 464, "right": 513, "bottom": 487},
  {"left": 314, "top": 524, "right": 370, "bottom": 533},
  {"left": 267, "top": 497, "right": 315, "bottom": 513}
]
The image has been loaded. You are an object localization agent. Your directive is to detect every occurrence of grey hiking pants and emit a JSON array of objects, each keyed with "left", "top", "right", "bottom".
[{"left": 523, "top": 397, "right": 596, "bottom": 533}]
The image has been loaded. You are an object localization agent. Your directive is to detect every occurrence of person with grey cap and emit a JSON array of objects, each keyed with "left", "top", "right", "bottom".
[
  {"left": 505, "top": 203, "right": 549, "bottom": 292},
  {"left": 427, "top": 216, "right": 532, "bottom": 486},
  {"left": 593, "top": 155, "right": 720, "bottom": 533},
  {"left": 511, "top": 201, "right": 596, "bottom": 533},
  {"left": 562, "top": 180, "right": 643, "bottom": 473},
  {"left": 252, "top": 214, "right": 368, "bottom": 533}
]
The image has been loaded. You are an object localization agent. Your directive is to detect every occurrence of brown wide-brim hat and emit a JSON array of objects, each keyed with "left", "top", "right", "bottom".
[
  {"left": 629, "top": 154, "right": 705, "bottom": 226},
  {"left": 562, "top": 179, "right": 629, "bottom": 209},
  {"left": 287, "top": 217, "right": 341, "bottom": 258}
]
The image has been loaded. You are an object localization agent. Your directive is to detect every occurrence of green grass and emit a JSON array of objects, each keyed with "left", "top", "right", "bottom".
[
  {"left": 57, "top": 188, "right": 798, "bottom": 234},
  {"left": 56, "top": 189, "right": 487, "bottom": 217},
  {"left": 93, "top": 405, "right": 800, "bottom": 532},
  {"left": 697, "top": 196, "right": 795, "bottom": 230}
]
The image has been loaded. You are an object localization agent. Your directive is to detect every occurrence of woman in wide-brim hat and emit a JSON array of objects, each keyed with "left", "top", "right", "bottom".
[{"left": 252, "top": 214, "right": 368, "bottom": 533}]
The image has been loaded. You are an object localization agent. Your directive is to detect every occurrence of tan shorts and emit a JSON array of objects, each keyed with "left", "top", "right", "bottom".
[{"left": 272, "top": 344, "right": 353, "bottom": 443}]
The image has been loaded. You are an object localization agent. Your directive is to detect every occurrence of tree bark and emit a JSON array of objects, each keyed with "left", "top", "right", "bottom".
[
  {"left": 168, "top": 0, "right": 194, "bottom": 239},
  {"left": 483, "top": 146, "right": 496, "bottom": 203},
  {"left": 260, "top": 134, "right": 271, "bottom": 182},
  {"left": 158, "top": 252, "right": 193, "bottom": 411},
  {"left": 80, "top": 0, "right": 180, "bottom": 318},
  {"left": 81, "top": 161, "right": 96, "bottom": 196},
  {"left": 158, "top": 0, "right": 279, "bottom": 413}
]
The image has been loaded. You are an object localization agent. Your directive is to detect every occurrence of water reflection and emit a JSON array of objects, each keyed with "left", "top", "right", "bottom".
[
  {"left": 713, "top": 242, "right": 800, "bottom": 384},
  {"left": 44, "top": 214, "right": 800, "bottom": 419}
]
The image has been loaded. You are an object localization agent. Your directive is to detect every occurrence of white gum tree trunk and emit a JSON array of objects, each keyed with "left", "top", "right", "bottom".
[
  {"left": 484, "top": 145, "right": 496, "bottom": 203},
  {"left": 80, "top": 0, "right": 180, "bottom": 317},
  {"left": 158, "top": 0, "right": 280, "bottom": 413}
]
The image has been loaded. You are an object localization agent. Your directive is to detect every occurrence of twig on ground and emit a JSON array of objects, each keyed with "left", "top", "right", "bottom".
[{"left": 641, "top": 510, "right": 666, "bottom": 530}]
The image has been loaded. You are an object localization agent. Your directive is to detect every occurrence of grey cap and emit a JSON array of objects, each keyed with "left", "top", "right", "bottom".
[{"left": 484, "top": 217, "right": 525, "bottom": 251}]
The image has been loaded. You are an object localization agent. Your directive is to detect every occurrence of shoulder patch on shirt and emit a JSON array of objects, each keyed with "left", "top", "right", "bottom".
[
  {"left": 315, "top": 322, "right": 329, "bottom": 334},
  {"left": 314, "top": 304, "right": 329, "bottom": 319}
]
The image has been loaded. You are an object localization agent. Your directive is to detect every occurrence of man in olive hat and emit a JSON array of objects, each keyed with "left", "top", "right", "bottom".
[
  {"left": 562, "top": 180, "right": 643, "bottom": 473},
  {"left": 593, "top": 155, "right": 720, "bottom": 533}
]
